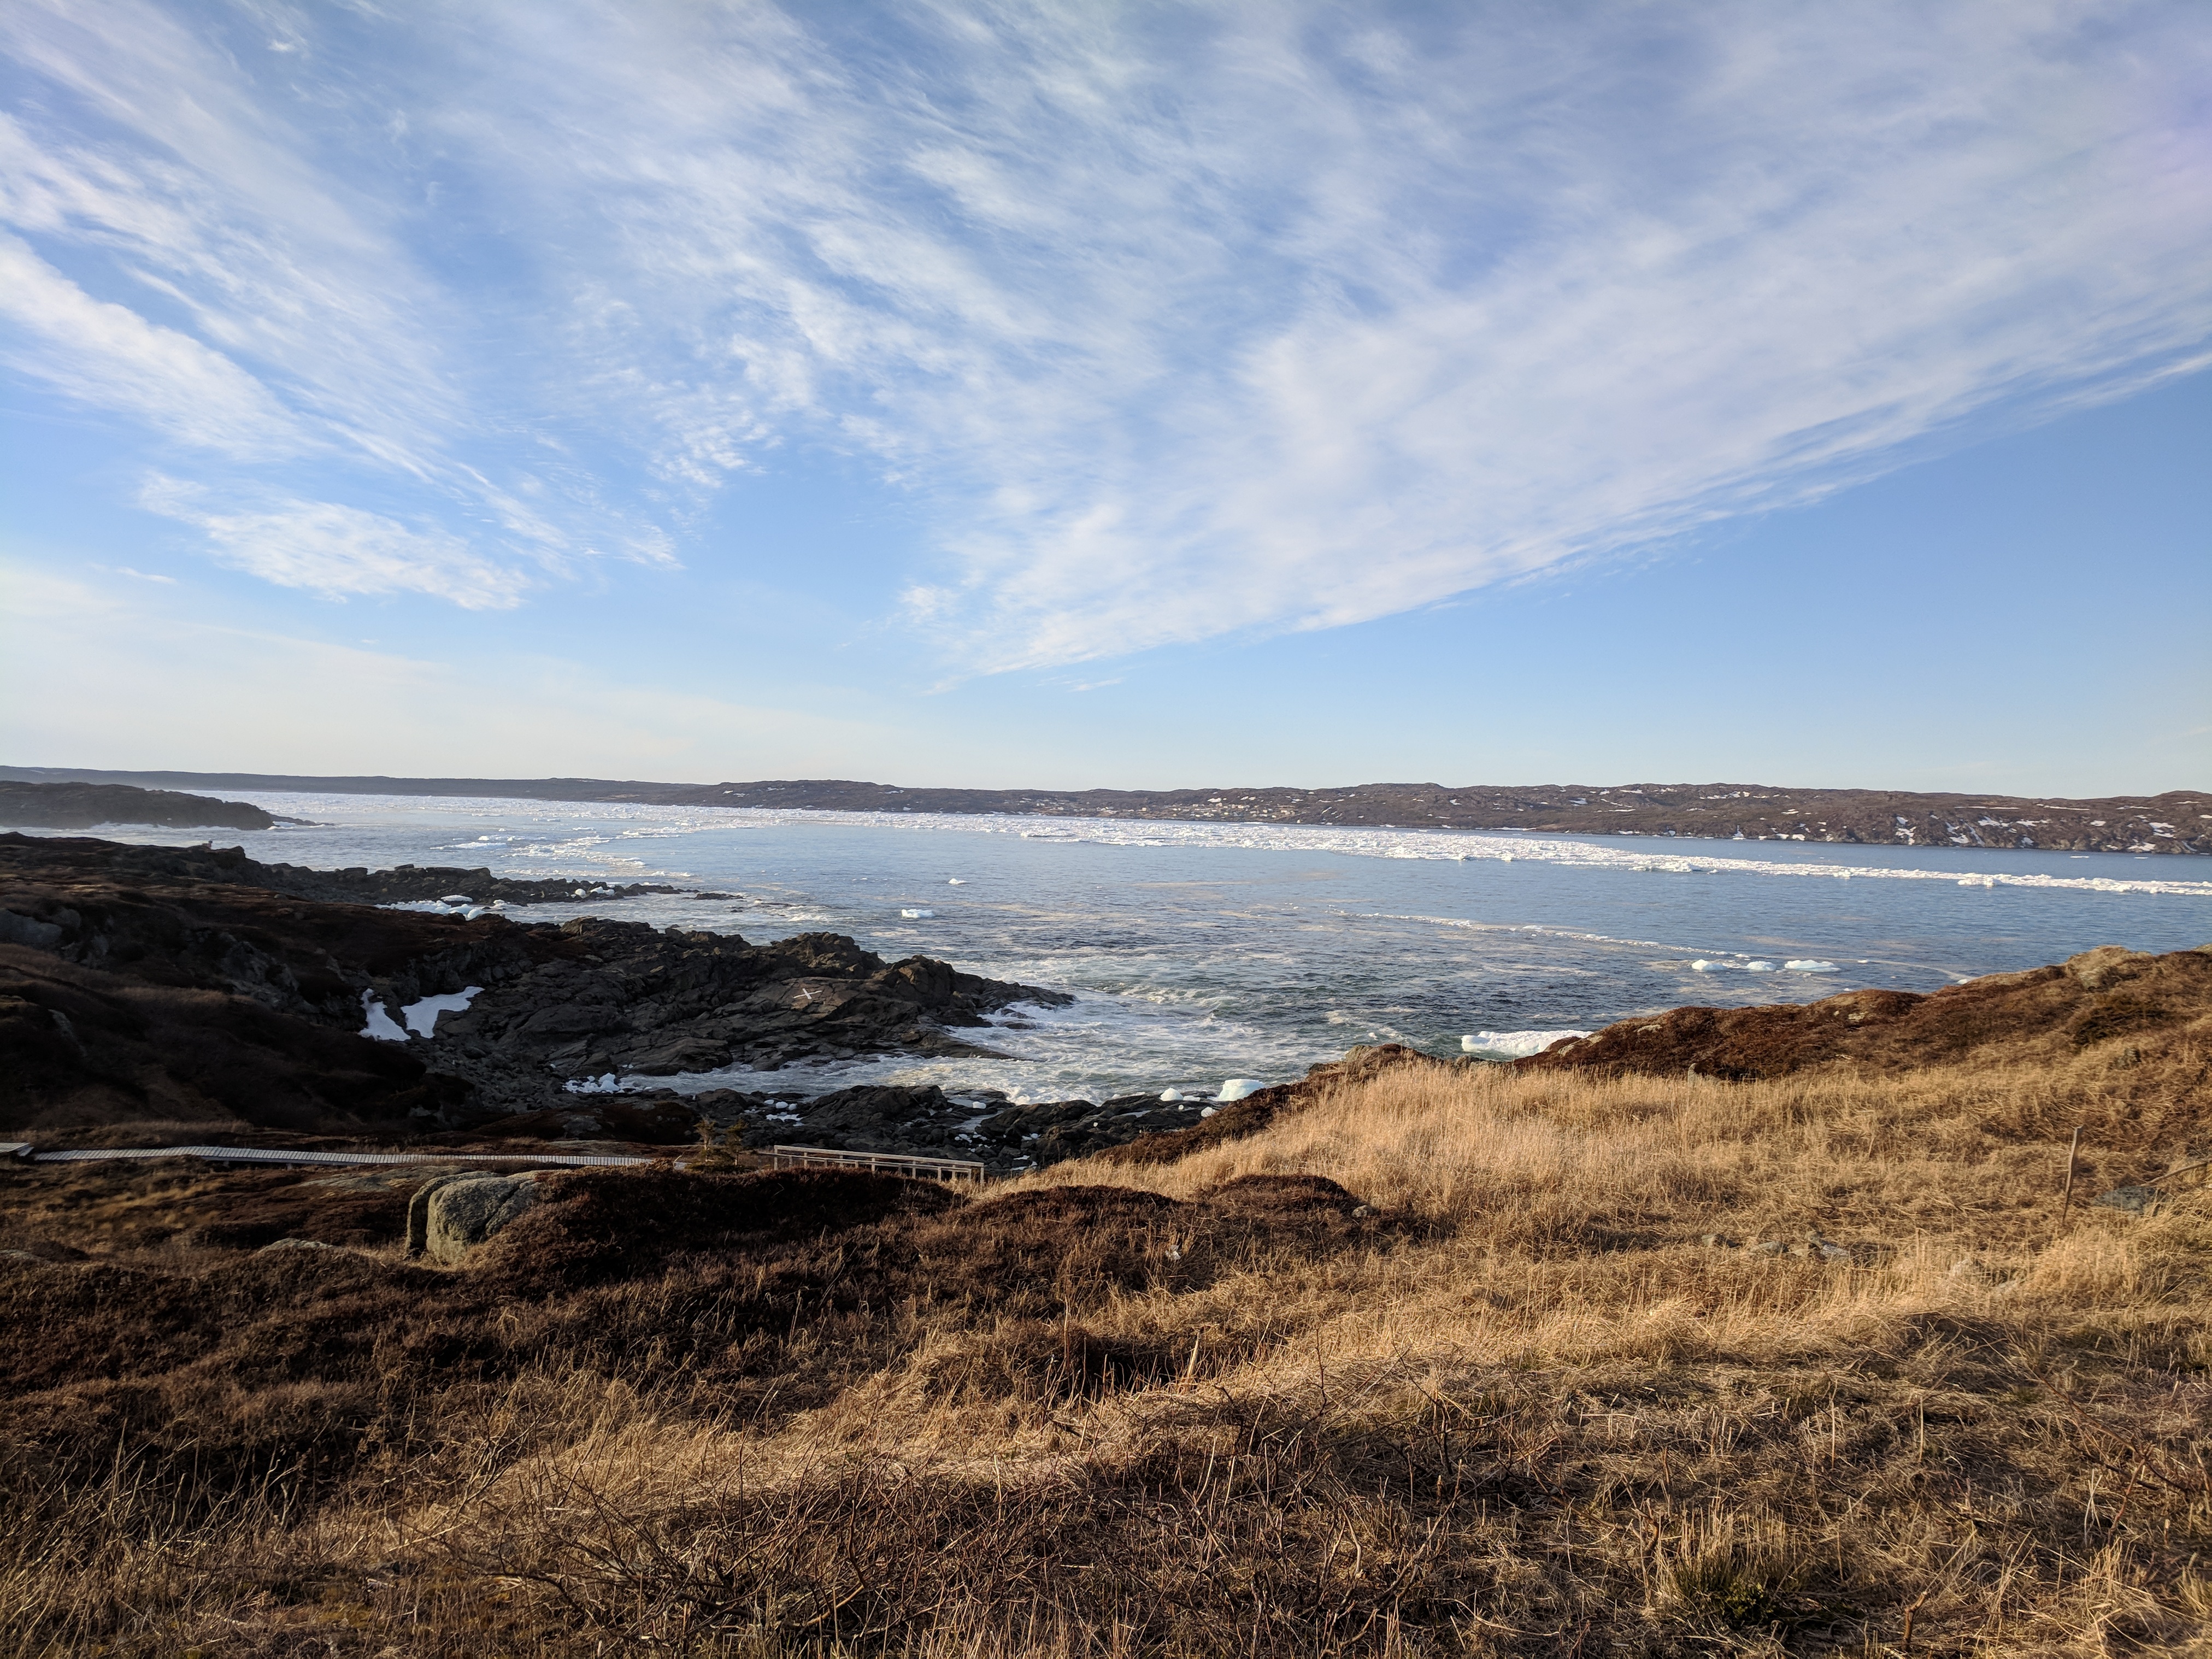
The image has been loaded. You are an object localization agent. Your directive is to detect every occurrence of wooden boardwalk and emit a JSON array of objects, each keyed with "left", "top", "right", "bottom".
[{"left": 770, "top": 1144, "right": 986, "bottom": 1183}]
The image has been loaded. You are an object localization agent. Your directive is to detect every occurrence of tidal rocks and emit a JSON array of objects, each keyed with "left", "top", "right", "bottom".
[
  {"left": 0, "top": 836, "right": 675, "bottom": 908},
  {"left": 431, "top": 916, "right": 1058, "bottom": 1101}
]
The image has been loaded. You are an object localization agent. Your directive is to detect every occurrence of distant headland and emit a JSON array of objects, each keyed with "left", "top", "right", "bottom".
[{"left": 3, "top": 766, "right": 2205, "bottom": 854}]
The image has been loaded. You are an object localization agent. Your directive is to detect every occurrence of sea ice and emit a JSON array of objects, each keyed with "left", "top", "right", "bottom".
[
  {"left": 1744, "top": 961, "right": 1777, "bottom": 972},
  {"left": 357, "top": 991, "right": 409, "bottom": 1043},
  {"left": 1216, "top": 1079, "right": 1267, "bottom": 1102},
  {"left": 947, "top": 878, "right": 966, "bottom": 885},
  {"left": 1785, "top": 960, "right": 1839, "bottom": 973},
  {"left": 1690, "top": 960, "right": 1725, "bottom": 972},
  {"left": 901, "top": 908, "right": 934, "bottom": 918},
  {"left": 402, "top": 986, "right": 483, "bottom": 1037},
  {"left": 1160, "top": 1088, "right": 1185, "bottom": 1102},
  {"left": 438, "top": 893, "right": 472, "bottom": 905}
]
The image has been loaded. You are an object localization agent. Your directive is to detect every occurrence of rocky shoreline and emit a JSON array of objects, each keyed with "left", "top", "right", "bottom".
[{"left": 0, "top": 833, "right": 1266, "bottom": 1169}]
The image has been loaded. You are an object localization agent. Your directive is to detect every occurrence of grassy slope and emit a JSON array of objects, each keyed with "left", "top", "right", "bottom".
[{"left": 4, "top": 954, "right": 2210, "bottom": 1656}]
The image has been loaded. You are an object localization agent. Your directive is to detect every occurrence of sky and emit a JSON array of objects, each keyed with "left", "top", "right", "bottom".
[{"left": 2, "top": 0, "right": 2208, "bottom": 797}]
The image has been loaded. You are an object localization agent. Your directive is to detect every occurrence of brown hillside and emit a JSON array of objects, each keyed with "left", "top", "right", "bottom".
[{"left": 7, "top": 946, "right": 2212, "bottom": 1655}]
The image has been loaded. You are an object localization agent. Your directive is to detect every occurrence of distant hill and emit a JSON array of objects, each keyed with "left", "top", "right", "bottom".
[
  {"left": 5, "top": 766, "right": 2205, "bottom": 854},
  {"left": 0, "top": 780, "right": 276, "bottom": 832}
]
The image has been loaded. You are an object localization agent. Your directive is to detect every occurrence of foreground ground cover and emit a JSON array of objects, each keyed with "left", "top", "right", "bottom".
[{"left": 3, "top": 949, "right": 2208, "bottom": 1656}]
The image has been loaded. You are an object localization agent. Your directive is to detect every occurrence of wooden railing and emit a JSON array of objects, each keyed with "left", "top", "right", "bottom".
[{"left": 770, "top": 1145, "right": 986, "bottom": 1183}]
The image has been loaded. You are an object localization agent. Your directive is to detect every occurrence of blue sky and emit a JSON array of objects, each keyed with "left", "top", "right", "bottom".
[{"left": 3, "top": 1, "right": 2207, "bottom": 795}]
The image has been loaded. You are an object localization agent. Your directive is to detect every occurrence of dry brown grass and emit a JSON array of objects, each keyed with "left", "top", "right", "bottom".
[{"left": 5, "top": 1028, "right": 2210, "bottom": 1657}]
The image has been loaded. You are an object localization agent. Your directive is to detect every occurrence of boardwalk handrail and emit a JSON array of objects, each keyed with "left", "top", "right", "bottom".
[{"left": 770, "top": 1144, "right": 986, "bottom": 1183}]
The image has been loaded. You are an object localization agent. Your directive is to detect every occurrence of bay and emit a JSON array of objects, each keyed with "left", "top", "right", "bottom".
[{"left": 44, "top": 792, "right": 2212, "bottom": 1105}]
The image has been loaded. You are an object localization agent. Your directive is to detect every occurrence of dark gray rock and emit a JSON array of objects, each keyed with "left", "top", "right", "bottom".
[{"left": 0, "top": 909, "right": 63, "bottom": 949}]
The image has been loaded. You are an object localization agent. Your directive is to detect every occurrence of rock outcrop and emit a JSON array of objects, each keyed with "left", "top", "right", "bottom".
[
  {"left": 0, "top": 781, "right": 278, "bottom": 832},
  {"left": 0, "top": 835, "right": 1065, "bottom": 1138},
  {"left": 1513, "top": 944, "right": 2212, "bottom": 1083},
  {"left": 0, "top": 835, "right": 675, "bottom": 908}
]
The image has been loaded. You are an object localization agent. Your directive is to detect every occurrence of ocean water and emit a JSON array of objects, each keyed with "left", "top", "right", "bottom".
[{"left": 28, "top": 792, "right": 2212, "bottom": 1105}]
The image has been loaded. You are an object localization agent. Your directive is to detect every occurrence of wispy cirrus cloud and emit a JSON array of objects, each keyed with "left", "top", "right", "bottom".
[
  {"left": 0, "top": 231, "right": 302, "bottom": 455},
  {"left": 4, "top": 2, "right": 2209, "bottom": 656}
]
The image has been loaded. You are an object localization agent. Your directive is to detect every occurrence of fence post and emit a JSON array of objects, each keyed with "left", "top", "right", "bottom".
[{"left": 2058, "top": 1125, "right": 2084, "bottom": 1229}]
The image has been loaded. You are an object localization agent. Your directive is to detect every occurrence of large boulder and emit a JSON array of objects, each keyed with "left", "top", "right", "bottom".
[{"left": 408, "top": 1172, "right": 552, "bottom": 1263}]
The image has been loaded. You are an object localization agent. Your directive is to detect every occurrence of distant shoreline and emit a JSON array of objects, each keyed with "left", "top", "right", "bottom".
[{"left": 4, "top": 764, "right": 2206, "bottom": 856}]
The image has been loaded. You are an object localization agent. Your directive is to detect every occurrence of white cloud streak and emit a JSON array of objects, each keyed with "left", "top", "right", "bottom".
[
  {"left": 4, "top": 2, "right": 2209, "bottom": 651},
  {"left": 138, "top": 478, "right": 532, "bottom": 609},
  {"left": 0, "top": 231, "right": 301, "bottom": 453}
]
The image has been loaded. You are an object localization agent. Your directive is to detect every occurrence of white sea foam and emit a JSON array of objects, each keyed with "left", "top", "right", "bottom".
[{"left": 1462, "top": 1029, "right": 1593, "bottom": 1058}]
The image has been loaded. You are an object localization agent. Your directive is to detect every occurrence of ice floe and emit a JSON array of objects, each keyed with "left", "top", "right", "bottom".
[
  {"left": 679, "top": 805, "right": 2212, "bottom": 898},
  {"left": 1785, "top": 960, "right": 1839, "bottom": 973},
  {"left": 1216, "top": 1078, "right": 1267, "bottom": 1102},
  {"left": 900, "top": 908, "right": 935, "bottom": 918}
]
